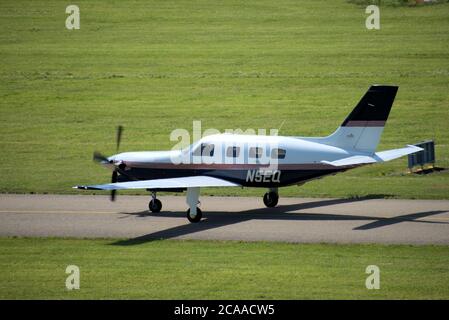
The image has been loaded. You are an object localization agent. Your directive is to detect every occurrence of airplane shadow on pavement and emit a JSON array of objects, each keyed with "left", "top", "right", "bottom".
[{"left": 111, "top": 196, "right": 448, "bottom": 246}]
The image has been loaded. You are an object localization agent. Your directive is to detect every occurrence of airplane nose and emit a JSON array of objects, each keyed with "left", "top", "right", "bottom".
[
  {"left": 108, "top": 154, "right": 120, "bottom": 163},
  {"left": 108, "top": 155, "right": 127, "bottom": 170}
]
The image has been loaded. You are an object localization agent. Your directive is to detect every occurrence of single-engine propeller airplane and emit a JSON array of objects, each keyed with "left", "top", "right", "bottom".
[{"left": 75, "top": 85, "right": 422, "bottom": 223}]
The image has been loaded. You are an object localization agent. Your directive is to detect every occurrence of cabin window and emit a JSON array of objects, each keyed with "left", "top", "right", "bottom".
[
  {"left": 193, "top": 143, "right": 215, "bottom": 157},
  {"left": 249, "top": 147, "right": 263, "bottom": 159},
  {"left": 226, "top": 146, "right": 240, "bottom": 158},
  {"left": 271, "top": 148, "right": 286, "bottom": 159}
]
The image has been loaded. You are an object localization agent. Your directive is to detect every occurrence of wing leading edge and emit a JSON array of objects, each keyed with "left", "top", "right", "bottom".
[
  {"left": 74, "top": 176, "right": 240, "bottom": 191},
  {"left": 321, "top": 145, "right": 423, "bottom": 167}
]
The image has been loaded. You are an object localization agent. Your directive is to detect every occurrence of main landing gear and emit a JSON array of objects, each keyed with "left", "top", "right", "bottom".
[
  {"left": 186, "top": 187, "right": 202, "bottom": 223},
  {"left": 148, "top": 192, "right": 162, "bottom": 213},
  {"left": 263, "top": 189, "right": 279, "bottom": 208},
  {"left": 187, "top": 207, "right": 202, "bottom": 223}
]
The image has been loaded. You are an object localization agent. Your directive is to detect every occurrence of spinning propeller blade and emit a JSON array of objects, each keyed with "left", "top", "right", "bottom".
[
  {"left": 92, "top": 125, "right": 124, "bottom": 202},
  {"left": 93, "top": 151, "right": 109, "bottom": 163},
  {"left": 111, "top": 170, "right": 118, "bottom": 201},
  {"left": 116, "top": 125, "right": 123, "bottom": 153}
]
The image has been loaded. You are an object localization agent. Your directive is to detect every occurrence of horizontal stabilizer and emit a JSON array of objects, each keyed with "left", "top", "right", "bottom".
[
  {"left": 375, "top": 145, "right": 423, "bottom": 162},
  {"left": 74, "top": 176, "right": 240, "bottom": 190},
  {"left": 321, "top": 145, "right": 423, "bottom": 167}
]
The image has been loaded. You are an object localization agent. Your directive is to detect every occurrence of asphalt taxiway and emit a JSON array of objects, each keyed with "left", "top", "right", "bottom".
[{"left": 0, "top": 194, "right": 448, "bottom": 244}]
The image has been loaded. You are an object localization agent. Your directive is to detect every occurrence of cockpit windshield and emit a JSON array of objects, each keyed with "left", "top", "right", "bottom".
[{"left": 192, "top": 143, "right": 215, "bottom": 157}]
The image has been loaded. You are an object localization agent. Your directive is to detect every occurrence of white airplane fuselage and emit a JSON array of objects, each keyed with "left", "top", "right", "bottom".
[{"left": 107, "top": 134, "right": 359, "bottom": 188}]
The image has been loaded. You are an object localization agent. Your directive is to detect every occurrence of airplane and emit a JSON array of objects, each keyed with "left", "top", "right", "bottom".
[{"left": 75, "top": 85, "right": 422, "bottom": 223}]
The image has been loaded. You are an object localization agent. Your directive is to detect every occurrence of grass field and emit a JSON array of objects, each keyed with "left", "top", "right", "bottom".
[
  {"left": 0, "top": 237, "right": 448, "bottom": 299},
  {"left": 0, "top": 0, "right": 448, "bottom": 198}
]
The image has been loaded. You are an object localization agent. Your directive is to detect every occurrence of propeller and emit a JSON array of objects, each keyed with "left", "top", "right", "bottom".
[
  {"left": 110, "top": 170, "right": 118, "bottom": 201},
  {"left": 93, "top": 125, "right": 124, "bottom": 202},
  {"left": 116, "top": 125, "right": 123, "bottom": 153}
]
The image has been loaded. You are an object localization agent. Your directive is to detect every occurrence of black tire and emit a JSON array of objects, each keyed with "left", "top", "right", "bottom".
[
  {"left": 263, "top": 192, "right": 279, "bottom": 208},
  {"left": 186, "top": 207, "right": 202, "bottom": 223},
  {"left": 148, "top": 199, "right": 162, "bottom": 213}
]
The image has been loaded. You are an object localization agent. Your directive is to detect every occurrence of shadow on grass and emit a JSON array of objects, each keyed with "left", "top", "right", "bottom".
[
  {"left": 412, "top": 166, "right": 446, "bottom": 175},
  {"left": 111, "top": 195, "right": 448, "bottom": 246}
]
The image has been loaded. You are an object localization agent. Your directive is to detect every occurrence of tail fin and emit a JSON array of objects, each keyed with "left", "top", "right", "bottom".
[{"left": 312, "top": 85, "right": 398, "bottom": 153}]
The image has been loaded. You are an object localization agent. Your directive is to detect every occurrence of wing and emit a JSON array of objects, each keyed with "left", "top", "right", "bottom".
[
  {"left": 74, "top": 176, "right": 240, "bottom": 190},
  {"left": 321, "top": 145, "right": 423, "bottom": 167}
]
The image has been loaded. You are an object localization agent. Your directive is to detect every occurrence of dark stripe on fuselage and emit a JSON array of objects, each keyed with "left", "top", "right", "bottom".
[{"left": 119, "top": 162, "right": 355, "bottom": 188}]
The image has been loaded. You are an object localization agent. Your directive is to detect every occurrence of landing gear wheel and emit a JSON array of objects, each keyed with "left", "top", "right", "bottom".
[
  {"left": 186, "top": 207, "right": 202, "bottom": 223},
  {"left": 263, "top": 192, "right": 279, "bottom": 208},
  {"left": 149, "top": 199, "right": 162, "bottom": 213}
]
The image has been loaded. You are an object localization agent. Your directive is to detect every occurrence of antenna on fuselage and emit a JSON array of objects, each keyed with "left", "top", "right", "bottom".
[{"left": 277, "top": 120, "right": 286, "bottom": 135}]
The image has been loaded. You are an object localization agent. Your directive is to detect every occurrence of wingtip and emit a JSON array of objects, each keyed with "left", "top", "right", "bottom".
[
  {"left": 406, "top": 145, "right": 424, "bottom": 152},
  {"left": 73, "top": 186, "right": 88, "bottom": 190}
]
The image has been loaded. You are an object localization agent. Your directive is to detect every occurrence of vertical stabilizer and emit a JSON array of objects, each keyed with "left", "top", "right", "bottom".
[{"left": 307, "top": 85, "right": 398, "bottom": 153}]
